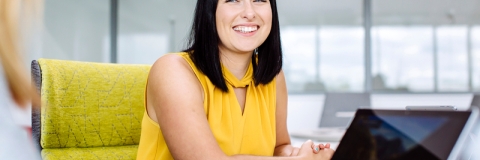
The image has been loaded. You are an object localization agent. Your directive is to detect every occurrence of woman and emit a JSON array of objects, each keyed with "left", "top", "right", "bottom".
[
  {"left": 0, "top": 0, "right": 42, "bottom": 159},
  {"left": 137, "top": 0, "right": 334, "bottom": 159}
]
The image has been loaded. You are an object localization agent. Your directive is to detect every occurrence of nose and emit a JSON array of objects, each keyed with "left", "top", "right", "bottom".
[{"left": 241, "top": 1, "right": 256, "bottom": 20}]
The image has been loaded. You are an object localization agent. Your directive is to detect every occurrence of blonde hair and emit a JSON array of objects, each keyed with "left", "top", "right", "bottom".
[{"left": 0, "top": 0, "right": 42, "bottom": 107}]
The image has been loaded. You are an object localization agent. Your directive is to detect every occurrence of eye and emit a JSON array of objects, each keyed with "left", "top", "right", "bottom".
[
  {"left": 225, "top": 0, "right": 239, "bottom": 2},
  {"left": 253, "top": 0, "right": 267, "bottom": 2}
]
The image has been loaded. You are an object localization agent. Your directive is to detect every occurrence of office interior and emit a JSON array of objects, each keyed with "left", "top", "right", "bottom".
[{"left": 10, "top": 0, "right": 480, "bottom": 158}]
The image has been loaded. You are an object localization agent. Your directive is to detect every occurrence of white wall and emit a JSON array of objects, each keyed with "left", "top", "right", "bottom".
[
  {"left": 117, "top": 0, "right": 196, "bottom": 64},
  {"left": 38, "top": 0, "right": 110, "bottom": 63}
]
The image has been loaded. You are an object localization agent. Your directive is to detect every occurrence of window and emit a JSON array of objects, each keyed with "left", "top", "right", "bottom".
[
  {"left": 282, "top": 26, "right": 318, "bottom": 93},
  {"left": 473, "top": 26, "right": 480, "bottom": 91},
  {"left": 372, "top": 0, "right": 479, "bottom": 92},
  {"left": 372, "top": 26, "right": 434, "bottom": 92},
  {"left": 320, "top": 26, "right": 364, "bottom": 92},
  {"left": 39, "top": 0, "right": 480, "bottom": 93},
  {"left": 279, "top": 0, "right": 364, "bottom": 93},
  {"left": 436, "top": 26, "right": 469, "bottom": 91}
]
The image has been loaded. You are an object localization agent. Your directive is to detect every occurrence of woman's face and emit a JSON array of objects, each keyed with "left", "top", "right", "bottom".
[{"left": 216, "top": 0, "right": 272, "bottom": 54}]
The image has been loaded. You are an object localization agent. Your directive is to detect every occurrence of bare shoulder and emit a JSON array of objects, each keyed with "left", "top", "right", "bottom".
[
  {"left": 147, "top": 53, "right": 200, "bottom": 86},
  {"left": 149, "top": 54, "right": 191, "bottom": 77},
  {"left": 147, "top": 53, "right": 202, "bottom": 93}
]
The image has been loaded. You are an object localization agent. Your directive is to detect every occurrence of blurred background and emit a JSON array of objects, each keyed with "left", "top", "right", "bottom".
[
  {"left": 26, "top": 0, "right": 480, "bottom": 130},
  {"left": 32, "top": 0, "right": 480, "bottom": 93}
]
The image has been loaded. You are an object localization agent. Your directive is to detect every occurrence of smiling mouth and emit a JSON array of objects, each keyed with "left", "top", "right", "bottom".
[{"left": 233, "top": 26, "right": 259, "bottom": 33}]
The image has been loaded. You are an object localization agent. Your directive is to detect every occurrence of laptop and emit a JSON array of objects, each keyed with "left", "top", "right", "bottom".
[
  {"left": 332, "top": 108, "right": 479, "bottom": 160},
  {"left": 471, "top": 94, "right": 480, "bottom": 109},
  {"left": 464, "top": 94, "right": 480, "bottom": 159},
  {"left": 290, "top": 93, "right": 370, "bottom": 142}
]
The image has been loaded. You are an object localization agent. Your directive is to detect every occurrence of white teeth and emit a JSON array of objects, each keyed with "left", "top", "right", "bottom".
[{"left": 233, "top": 26, "right": 258, "bottom": 33}]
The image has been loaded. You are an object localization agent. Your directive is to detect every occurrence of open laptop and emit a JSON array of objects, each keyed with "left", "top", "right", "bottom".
[
  {"left": 471, "top": 94, "right": 480, "bottom": 109},
  {"left": 290, "top": 93, "right": 370, "bottom": 142},
  {"left": 332, "top": 108, "right": 479, "bottom": 160},
  {"left": 464, "top": 94, "right": 480, "bottom": 159}
]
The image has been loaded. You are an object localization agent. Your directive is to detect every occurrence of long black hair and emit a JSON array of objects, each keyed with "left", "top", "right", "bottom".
[{"left": 184, "top": 0, "right": 283, "bottom": 92}]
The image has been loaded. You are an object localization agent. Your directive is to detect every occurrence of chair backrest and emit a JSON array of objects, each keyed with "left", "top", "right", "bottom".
[
  {"left": 31, "top": 59, "right": 150, "bottom": 150},
  {"left": 319, "top": 92, "right": 371, "bottom": 128}
]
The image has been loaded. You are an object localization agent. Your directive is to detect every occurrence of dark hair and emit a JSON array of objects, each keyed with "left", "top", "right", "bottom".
[{"left": 184, "top": 0, "right": 282, "bottom": 92}]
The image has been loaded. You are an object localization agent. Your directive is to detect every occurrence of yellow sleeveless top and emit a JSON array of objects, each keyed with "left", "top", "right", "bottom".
[{"left": 137, "top": 52, "right": 277, "bottom": 159}]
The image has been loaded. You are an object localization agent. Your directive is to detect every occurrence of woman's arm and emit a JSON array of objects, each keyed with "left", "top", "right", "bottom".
[
  {"left": 147, "top": 55, "right": 330, "bottom": 160},
  {"left": 273, "top": 70, "right": 301, "bottom": 156},
  {"left": 148, "top": 54, "right": 225, "bottom": 159},
  {"left": 273, "top": 70, "right": 295, "bottom": 156},
  {"left": 273, "top": 71, "right": 333, "bottom": 157}
]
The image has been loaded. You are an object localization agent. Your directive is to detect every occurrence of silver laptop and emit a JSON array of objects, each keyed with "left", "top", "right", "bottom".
[
  {"left": 471, "top": 94, "right": 480, "bottom": 109},
  {"left": 463, "top": 94, "right": 480, "bottom": 159},
  {"left": 332, "top": 108, "right": 479, "bottom": 160},
  {"left": 290, "top": 93, "right": 370, "bottom": 142}
]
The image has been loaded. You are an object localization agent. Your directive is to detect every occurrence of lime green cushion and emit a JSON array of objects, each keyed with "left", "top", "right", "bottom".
[
  {"left": 41, "top": 145, "right": 138, "bottom": 160},
  {"left": 38, "top": 59, "right": 150, "bottom": 149}
]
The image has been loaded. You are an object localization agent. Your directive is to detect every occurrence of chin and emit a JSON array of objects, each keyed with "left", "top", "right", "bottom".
[
  {"left": 233, "top": 43, "right": 261, "bottom": 53},
  {"left": 235, "top": 47, "right": 257, "bottom": 53}
]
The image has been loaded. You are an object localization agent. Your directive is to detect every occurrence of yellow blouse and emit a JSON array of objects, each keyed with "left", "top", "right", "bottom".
[{"left": 137, "top": 52, "right": 277, "bottom": 159}]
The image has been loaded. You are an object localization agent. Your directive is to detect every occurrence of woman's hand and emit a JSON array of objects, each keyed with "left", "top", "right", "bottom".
[
  {"left": 298, "top": 140, "right": 335, "bottom": 160},
  {"left": 278, "top": 142, "right": 331, "bottom": 156},
  {"left": 279, "top": 141, "right": 332, "bottom": 156},
  {"left": 311, "top": 142, "right": 331, "bottom": 154}
]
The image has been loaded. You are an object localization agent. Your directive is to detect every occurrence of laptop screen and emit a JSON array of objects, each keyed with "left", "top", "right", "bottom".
[{"left": 332, "top": 109, "right": 472, "bottom": 160}]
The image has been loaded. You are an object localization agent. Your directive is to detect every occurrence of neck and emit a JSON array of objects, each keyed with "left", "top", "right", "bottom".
[{"left": 219, "top": 46, "right": 253, "bottom": 80}]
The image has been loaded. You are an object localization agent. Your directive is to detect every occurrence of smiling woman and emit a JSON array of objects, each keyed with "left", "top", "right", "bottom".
[
  {"left": 216, "top": 0, "right": 272, "bottom": 55},
  {"left": 136, "top": 0, "right": 334, "bottom": 160}
]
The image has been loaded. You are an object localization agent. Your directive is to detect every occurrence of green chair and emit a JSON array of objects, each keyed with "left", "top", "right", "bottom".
[{"left": 31, "top": 59, "right": 150, "bottom": 159}]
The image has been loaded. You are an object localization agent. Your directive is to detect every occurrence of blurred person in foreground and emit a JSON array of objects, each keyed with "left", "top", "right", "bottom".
[{"left": 0, "top": 0, "right": 42, "bottom": 159}]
